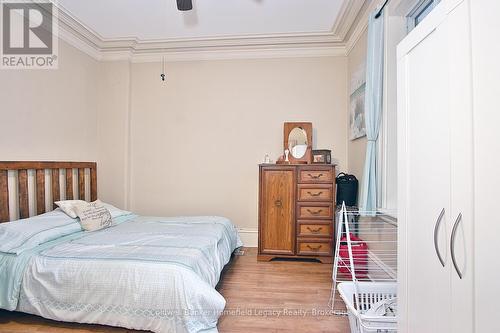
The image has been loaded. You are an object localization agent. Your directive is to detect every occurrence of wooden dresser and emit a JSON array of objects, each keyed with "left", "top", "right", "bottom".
[{"left": 258, "top": 164, "right": 335, "bottom": 263}]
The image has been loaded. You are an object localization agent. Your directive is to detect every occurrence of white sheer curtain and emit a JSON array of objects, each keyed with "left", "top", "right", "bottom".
[{"left": 359, "top": 9, "right": 384, "bottom": 214}]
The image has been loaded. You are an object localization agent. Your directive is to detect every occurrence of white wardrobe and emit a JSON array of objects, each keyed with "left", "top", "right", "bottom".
[{"left": 397, "top": 0, "right": 500, "bottom": 332}]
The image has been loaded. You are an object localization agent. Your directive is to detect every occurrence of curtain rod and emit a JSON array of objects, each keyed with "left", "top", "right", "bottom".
[{"left": 375, "top": 0, "right": 389, "bottom": 18}]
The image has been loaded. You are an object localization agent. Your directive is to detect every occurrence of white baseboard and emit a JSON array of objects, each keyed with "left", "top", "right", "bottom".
[{"left": 237, "top": 228, "right": 258, "bottom": 248}]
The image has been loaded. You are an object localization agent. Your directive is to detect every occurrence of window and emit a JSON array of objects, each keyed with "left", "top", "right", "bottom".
[
  {"left": 407, "top": 0, "right": 441, "bottom": 31},
  {"left": 375, "top": 5, "right": 408, "bottom": 216}
]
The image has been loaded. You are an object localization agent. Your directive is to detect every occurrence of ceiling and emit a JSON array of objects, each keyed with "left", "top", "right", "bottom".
[
  {"left": 54, "top": 0, "right": 373, "bottom": 61},
  {"left": 59, "top": 0, "right": 346, "bottom": 40}
]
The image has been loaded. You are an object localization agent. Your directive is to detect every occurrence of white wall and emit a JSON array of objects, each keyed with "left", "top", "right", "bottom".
[
  {"left": 0, "top": 41, "right": 100, "bottom": 161},
  {"left": 96, "top": 61, "right": 131, "bottom": 208},
  {"left": 0, "top": 41, "right": 131, "bottom": 211},
  {"left": 128, "top": 57, "right": 348, "bottom": 229}
]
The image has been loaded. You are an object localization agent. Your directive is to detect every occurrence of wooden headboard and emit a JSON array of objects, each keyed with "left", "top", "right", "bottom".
[{"left": 0, "top": 161, "right": 97, "bottom": 223}]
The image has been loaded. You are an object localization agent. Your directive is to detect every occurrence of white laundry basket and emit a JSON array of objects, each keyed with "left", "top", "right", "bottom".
[{"left": 338, "top": 282, "right": 397, "bottom": 333}]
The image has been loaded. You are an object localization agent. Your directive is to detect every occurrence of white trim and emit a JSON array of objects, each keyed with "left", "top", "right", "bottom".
[
  {"left": 58, "top": 28, "right": 102, "bottom": 60},
  {"left": 377, "top": 211, "right": 398, "bottom": 224},
  {"left": 52, "top": 0, "right": 378, "bottom": 61},
  {"left": 237, "top": 228, "right": 258, "bottom": 248},
  {"left": 332, "top": 0, "right": 366, "bottom": 42},
  {"left": 345, "top": 22, "right": 369, "bottom": 56},
  {"left": 345, "top": 0, "right": 388, "bottom": 55},
  {"left": 127, "top": 46, "right": 346, "bottom": 63}
]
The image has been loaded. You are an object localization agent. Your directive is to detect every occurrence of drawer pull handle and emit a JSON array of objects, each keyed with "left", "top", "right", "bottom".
[
  {"left": 307, "top": 173, "right": 324, "bottom": 179},
  {"left": 306, "top": 226, "right": 323, "bottom": 233},
  {"left": 274, "top": 199, "right": 283, "bottom": 208},
  {"left": 307, "top": 191, "right": 323, "bottom": 197},
  {"left": 307, "top": 209, "right": 323, "bottom": 215},
  {"left": 306, "top": 244, "right": 322, "bottom": 251}
]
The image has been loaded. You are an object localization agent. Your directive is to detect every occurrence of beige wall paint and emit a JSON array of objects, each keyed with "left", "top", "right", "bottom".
[
  {"left": 96, "top": 61, "right": 131, "bottom": 208},
  {"left": 347, "top": 30, "right": 368, "bottom": 186},
  {"left": 129, "top": 57, "right": 348, "bottom": 229},
  {"left": 0, "top": 41, "right": 350, "bottom": 232},
  {"left": 0, "top": 41, "right": 100, "bottom": 162},
  {"left": 0, "top": 41, "right": 132, "bottom": 210}
]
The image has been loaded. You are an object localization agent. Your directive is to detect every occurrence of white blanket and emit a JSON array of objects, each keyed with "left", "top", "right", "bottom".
[{"left": 16, "top": 215, "right": 242, "bottom": 333}]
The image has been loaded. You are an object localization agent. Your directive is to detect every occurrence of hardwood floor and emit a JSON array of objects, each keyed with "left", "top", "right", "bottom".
[
  {"left": 217, "top": 248, "right": 349, "bottom": 333},
  {"left": 0, "top": 248, "right": 349, "bottom": 333}
]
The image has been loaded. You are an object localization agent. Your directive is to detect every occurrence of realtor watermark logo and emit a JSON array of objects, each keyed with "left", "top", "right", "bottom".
[{"left": 1, "top": 0, "right": 58, "bottom": 69}]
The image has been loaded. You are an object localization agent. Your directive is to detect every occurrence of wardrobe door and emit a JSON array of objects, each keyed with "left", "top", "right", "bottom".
[
  {"left": 447, "top": 1, "right": 474, "bottom": 332},
  {"left": 259, "top": 167, "right": 295, "bottom": 255},
  {"left": 397, "top": 3, "right": 451, "bottom": 333}
]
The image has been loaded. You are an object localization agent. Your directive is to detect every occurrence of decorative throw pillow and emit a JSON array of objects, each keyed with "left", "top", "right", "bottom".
[
  {"left": 54, "top": 200, "right": 86, "bottom": 218},
  {"left": 73, "top": 200, "right": 113, "bottom": 231}
]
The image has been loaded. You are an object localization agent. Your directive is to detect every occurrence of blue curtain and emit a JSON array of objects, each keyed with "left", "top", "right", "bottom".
[{"left": 359, "top": 10, "right": 384, "bottom": 214}]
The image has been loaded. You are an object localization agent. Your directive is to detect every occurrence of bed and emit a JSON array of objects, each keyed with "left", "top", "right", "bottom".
[{"left": 0, "top": 161, "right": 242, "bottom": 333}]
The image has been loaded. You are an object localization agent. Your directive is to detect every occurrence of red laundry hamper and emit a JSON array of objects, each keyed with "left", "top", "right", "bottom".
[{"left": 338, "top": 234, "right": 368, "bottom": 279}]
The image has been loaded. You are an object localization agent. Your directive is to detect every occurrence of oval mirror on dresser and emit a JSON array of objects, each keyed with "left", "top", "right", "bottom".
[
  {"left": 283, "top": 122, "right": 312, "bottom": 164},
  {"left": 288, "top": 127, "right": 308, "bottom": 158}
]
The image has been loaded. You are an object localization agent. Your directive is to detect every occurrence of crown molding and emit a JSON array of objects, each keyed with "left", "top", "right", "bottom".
[
  {"left": 129, "top": 45, "right": 347, "bottom": 63},
  {"left": 54, "top": 0, "right": 373, "bottom": 62},
  {"left": 345, "top": 0, "right": 386, "bottom": 55},
  {"left": 332, "top": 0, "right": 366, "bottom": 41}
]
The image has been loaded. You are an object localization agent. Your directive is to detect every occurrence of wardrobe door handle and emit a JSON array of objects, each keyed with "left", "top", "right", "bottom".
[
  {"left": 433, "top": 208, "right": 446, "bottom": 267},
  {"left": 450, "top": 213, "right": 463, "bottom": 279}
]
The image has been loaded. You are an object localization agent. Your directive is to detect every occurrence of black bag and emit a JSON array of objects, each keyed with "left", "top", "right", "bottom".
[{"left": 336, "top": 173, "right": 358, "bottom": 206}]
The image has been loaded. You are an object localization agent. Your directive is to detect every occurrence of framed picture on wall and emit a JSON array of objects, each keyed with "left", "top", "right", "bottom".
[
  {"left": 350, "top": 83, "right": 366, "bottom": 140},
  {"left": 350, "top": 63, "right": 366, "bottom": 141}
]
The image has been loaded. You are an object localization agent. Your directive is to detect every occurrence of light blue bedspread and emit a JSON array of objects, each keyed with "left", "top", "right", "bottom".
[
  {"left": 0, "top": 214, "right": 135, "bottom": 310},
  {"left": 0, "top": 214, "right": 242, "bottom": 333}
]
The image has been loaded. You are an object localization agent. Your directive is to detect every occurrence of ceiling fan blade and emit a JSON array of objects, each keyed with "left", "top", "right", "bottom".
[{"left": 176, "top": 0, "right": 193, "bottom": 11}]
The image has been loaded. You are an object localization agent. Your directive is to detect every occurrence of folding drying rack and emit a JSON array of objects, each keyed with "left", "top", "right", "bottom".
[{"left": 329, "top": 203, "right": 398, "bottom": 333}]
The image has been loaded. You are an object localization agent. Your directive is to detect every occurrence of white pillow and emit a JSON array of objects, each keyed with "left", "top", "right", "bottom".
[
  {"left": 55, "top": 200, "right": 86, "bottom": 218},
  {"left": 73, "top": 200, "right": 113, "bottom": 231},
  {"left": 101, "top": 202, "right": 132, "bottom": 219},
  {"left": 55, "top": 200, "right": 131, "bottom": 219}
]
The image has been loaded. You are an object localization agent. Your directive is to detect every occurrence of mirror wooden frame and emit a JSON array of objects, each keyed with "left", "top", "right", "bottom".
[{"left": 284, "top": 122, "right": 313, "bottom": 164}]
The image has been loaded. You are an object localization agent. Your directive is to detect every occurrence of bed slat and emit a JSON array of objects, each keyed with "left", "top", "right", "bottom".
[
  {"left": 66, "top": 169, "right": 73, "bottom": 200},
  {"left": 0, "top": 162, "right": 97, "bottom": 222},
  {"left": 36, "top": 169, "right": 45, "bottom": 215},
  {"left": 18, "top": 170, "right": 29, "bottom": 219},
  {"left": 90, "top": 168, "right": 97, "bottom": 201},
  {"left": 0, "top": 170, "right": 9, "bottom": 223},
  {"left": 78, "top": 168, "right": 85, "bottom": 200},
  {"left": 52, "top": 169, "right": 60, "bottom": 208}
]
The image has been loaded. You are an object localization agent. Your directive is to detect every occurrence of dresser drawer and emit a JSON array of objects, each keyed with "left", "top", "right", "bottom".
[
  {"left": 298, "top": 167, "right": 334, "bottom": 183},
  {"left": 297, "top": 222, "right": 331, "bottom": 237},
  {"left": 297, "top": 184, "right": 333, "bottom": 201},
  {"left": 297, "top": 202, "right": 333, "bottom": 219},
  {"left": 297, "top": 240, "right": 332, "bottom": 256}
]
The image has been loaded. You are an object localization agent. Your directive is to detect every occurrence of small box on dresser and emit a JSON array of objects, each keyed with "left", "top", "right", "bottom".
[{"left": 258, "top": 164, "right": 335, "bottom": 263}]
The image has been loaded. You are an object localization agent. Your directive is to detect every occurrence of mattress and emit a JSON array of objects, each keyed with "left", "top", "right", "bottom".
[{"left": 0, "top": 213, "right": 242, "bottom": 333}]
